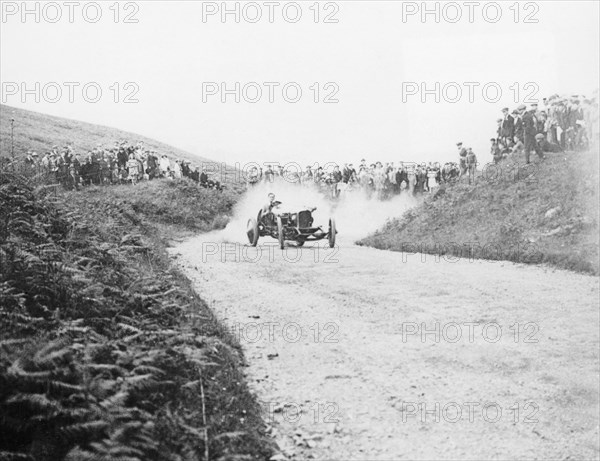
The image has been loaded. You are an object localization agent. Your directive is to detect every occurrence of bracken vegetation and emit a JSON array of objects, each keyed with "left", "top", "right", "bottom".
[{"left": 0, "top": 170, "right": 272, "bottom": 460}]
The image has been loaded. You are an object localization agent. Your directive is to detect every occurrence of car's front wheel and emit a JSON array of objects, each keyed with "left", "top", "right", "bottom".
[
  {"left": 277, "top": 216, "right": 285, "bottom": 250},
  {"left": 247, "top": 218, "right": 259, "bottom": 246},
  {"left": 328, "top": 218, "right": 336, "bottom": 248}
]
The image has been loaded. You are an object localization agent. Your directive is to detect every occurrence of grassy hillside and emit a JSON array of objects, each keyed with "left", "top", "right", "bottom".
[
  {"left": 359, "top": 149, "right": 599, "bottom": 274},
  {"left": 0, "top": 104, "right": 214, "bottom": 166}
]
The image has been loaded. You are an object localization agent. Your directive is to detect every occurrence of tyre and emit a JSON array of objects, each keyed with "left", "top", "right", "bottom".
[
  {"left": 247, "top": 218, "right": 259, "bottom": 247},
  {"left": 296, "top": 239, "right": 305, "bottom": 247},
  {"left": 277, "top": 216, "right": 285, "bottom": 250},
  {"left": 328, "top": 218, "right": 336, "bottom": 248}
]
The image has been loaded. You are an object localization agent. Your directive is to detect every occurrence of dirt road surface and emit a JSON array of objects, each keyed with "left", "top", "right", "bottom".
[{"left": 172, "top": 233, "right": 599, "bottom": 461}]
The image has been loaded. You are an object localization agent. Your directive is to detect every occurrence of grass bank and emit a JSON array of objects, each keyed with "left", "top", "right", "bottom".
[{"left": 359, "top": 149, "right": 599, "bottom": 274}]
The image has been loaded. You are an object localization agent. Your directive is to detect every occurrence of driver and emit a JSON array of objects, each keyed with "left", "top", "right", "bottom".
[{"left": 262, "top": 193, "right": 279, "bottom": 214}]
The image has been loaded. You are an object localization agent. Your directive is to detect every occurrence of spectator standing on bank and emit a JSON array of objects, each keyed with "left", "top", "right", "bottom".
[{"left": 466, "top": 148, "right": 477, "bottom": 185}]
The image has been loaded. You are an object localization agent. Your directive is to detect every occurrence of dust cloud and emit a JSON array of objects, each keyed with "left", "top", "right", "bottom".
[{"left": 214, "top": 179, "right": 418, "bottom": 245}]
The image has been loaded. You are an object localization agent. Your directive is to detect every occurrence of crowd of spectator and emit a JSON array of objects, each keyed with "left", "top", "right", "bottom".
[
  {"left": 246, "top": 161, "right": 462, "bottom": 199},
  {"left": 489, "top": 93, "right": 598, "bottom": 165},
  {"left": 8, "top": 91, "right": 598, "bottom": 200},
  {"left": 18, "top": 140, "right": 224, "bottom": 191},
  {"left": 247, "top": 92, "right": 599, "bottom": 199}
]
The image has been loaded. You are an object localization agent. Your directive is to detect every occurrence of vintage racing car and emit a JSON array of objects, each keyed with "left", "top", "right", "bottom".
[{"left": 247, "top": 201, "right": 336, "bottom": 249}]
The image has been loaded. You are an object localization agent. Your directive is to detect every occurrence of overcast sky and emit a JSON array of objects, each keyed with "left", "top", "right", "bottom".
[{"left": 1, "top": 0, "right": 598, "bottom": 166}]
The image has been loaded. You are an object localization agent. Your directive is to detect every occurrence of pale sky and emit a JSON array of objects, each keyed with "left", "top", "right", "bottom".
[{"left": 1, "top": 0, "right": 599, "bottom": 166}]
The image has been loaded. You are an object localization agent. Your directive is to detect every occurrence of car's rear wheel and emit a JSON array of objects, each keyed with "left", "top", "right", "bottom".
[
  {"left": 277, "top": 216, "right": 285, "bottom": 249},
  {"left": 247, "top": 218, "right": 259, "bottom": 246},
  {"left": 296, "top": 238, "right": 305, "bottom": 247},
  {"left": 328, "top": 218, "right": 336, "bottom": 248}
]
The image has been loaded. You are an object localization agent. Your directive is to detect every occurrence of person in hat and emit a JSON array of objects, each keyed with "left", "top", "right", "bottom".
[
  {"left": 172, "top": 159, "right": 182, "bottom": 179},
  {"left": 466, "top": 148, "right": 477, "bottom": 185},
  {"left": 117, "top": 146, "right": 128, "bottom": 169},
  {"left": 68, "top": 156, "right": 81, "bottom": 191},
  {"left": 41, "top": 152, "right": 50, "bottom": 170},
  {"left": 530, "top": 103, "right": 540, "bottom": 131},
  {"left": 181, "top": 160, "right": 191, "bottom": 178},
  {"left": 159, "top": 155, "right": 170, "bottom": 176},
  {"left": 511, "top": 108, "right": 523, "bottom": 143},
  {"left": 545, "top": 102, "right": 560, "bottom": 144},
  {"left": 457, "top": 142, "right": 468, "bottom": 177},
  {"left": 111, "top": 160, "right": 120, "bottom": 184},
  {"left": 555, "top": 100, "right": 570, "bottom": 148},
  {"left": 146, "top": 151, "right": 158, "bottom": 179},
  {"left": 263, "top": 164, "right": 275, "bottom": 183},
  {"left": 127, "top": 153, "right": 139, "bottom": 185},
  {"left": 500, "top": 107, "right": 515, "bottom": 146},
  {"left": 200, "top": 167, "right": 209, "bottom": 186},
  {"left": 568, "top": 99, "right": 583, "bottom": 130},
  {"left": 348, "top": 163, "right": 357, "bottom": 184},
  {"left": 190, "top": 166, "right": 200, "bottom": 182},
  {"left": 535, "top": 132, "right": 563, "bottom": 153},
  {"left": 302, "top": 165, "right": 313, "bottom": 185},
  {"left": 314, "top": 166, "right": 325, "bottom": 184},
  {"left": 341, "top": 163, "right": 351, "bottom": 185},
  {"left": 537, "top": 110, "right": 548, "bottom": 135},
  {"left": 395, "top": 163, "right": 409, "bottom": 193},
  {"left": 522, "top": 106, "right": 544, "bottom": 163},
  {"left": 490, "top": 138, "right": 502, "bottom": 164}
]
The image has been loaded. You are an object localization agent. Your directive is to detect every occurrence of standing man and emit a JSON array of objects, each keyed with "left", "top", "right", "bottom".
[
  {"left": 500, "top": 107, "right": 515, "bottom": 146},
  {"left": 347, "top": 164, "right": 357, "bottom": 184},
  {"left": 457, "top": 142, "right": 468, "bottom": 177},
  {"left": 302, "top": 166, "right": 313, "bottom": 185},
  {"left": 331, "top": 165, "right": 342, "bottom": 198},
  {"left": 200, "top": 167, "right": 209, "bottom": 186},
  {"left": 466, "top": 148, "right": 477, "bottom": 185},
  {"left": 512, "top": 106, "right": 525, "bottom": 154},
  {"left": 341, "top": 163, "right": 350, "bottom": 184},
  {"left": 396, "top": 163, "right": 409, "bottom": 193},
  {"left": 263, "top": 164, "right": 275, "bottom": 183},
  {"left": 117, "top": 146, "right": 129, "bottom": 169},
  {"left": 522, "top": 104, "right": 544, "bottom": 164}
]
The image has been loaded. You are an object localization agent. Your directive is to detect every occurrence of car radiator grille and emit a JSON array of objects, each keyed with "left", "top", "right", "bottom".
[{"left": 298, "top": 211, "right": 313, "bottom": 228}]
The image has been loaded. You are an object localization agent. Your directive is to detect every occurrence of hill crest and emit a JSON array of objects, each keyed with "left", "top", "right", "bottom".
[{"left": 0, "top": 104, "right": 217, "bottom": 167}]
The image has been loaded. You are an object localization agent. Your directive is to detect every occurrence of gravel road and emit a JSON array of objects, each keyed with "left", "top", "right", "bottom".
[{"left": 172, "top": 233, "right": 599, "bottom": 461}]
